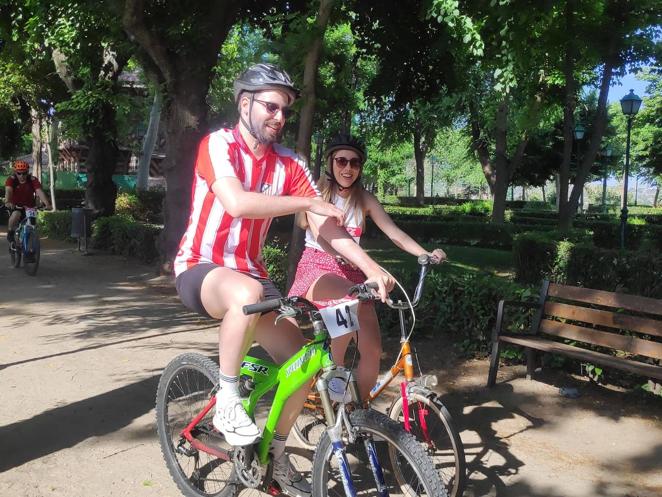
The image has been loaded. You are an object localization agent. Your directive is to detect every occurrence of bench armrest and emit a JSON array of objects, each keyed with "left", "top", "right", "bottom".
[{"left": 492, "top": 299, "right": 541, "bottom": 342}]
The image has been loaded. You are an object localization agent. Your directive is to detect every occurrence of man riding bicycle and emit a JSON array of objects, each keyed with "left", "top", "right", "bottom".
[
  {"left": 4, "top": 160, "right": 51, "bottom": 248},
  {"left": 173, "top": 63, "right": 394, "bottom": 497}
]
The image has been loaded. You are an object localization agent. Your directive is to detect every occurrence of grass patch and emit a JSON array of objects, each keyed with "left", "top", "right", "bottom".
[{"left": 363, "top": 239, "right": 514, "bottom": 278}]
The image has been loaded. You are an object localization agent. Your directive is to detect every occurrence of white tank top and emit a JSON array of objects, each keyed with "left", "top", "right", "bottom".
[{"left": 305, "top": 194, "right": 363, "bottom": 250}]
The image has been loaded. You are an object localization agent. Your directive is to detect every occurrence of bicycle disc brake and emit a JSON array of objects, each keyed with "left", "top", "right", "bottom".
[{"left": 232, "top": 445, "right": 262, "bottom": 488}]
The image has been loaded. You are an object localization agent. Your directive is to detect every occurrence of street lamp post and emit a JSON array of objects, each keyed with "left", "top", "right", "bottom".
[
  {"left": 619, "top": 89, "right": 643, "bottom": 250},
  {"left": 407, "top": 177, "right": 414, "bottom": 197},
  {"left": 573, "top": 123, "right": 586, "bottom": 212},
  {"left": 429, "top": 155, "right": 436, "bottom": 197}
]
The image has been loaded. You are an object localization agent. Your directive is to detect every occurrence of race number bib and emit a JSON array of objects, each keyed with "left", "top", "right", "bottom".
[{"left": 319, "top": 299, "right": 360, "bottom": 338}]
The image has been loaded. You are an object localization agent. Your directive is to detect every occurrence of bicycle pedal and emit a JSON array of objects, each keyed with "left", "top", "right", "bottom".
[{"left": 266, "top": 483, "right": 282, "bottom": 496}]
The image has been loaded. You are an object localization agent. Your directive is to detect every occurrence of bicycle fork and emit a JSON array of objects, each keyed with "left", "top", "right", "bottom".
[{"left": 318, "top": 374, "right": 389, "bottom": 497}]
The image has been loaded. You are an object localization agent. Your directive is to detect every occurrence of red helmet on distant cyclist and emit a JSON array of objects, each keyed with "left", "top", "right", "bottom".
[{"left": 14, "top": 160, "right": 29, "bottom": 173}]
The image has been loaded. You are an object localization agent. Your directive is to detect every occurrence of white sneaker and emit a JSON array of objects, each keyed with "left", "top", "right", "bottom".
[
  {"left": 213, "top": 395, "right": 261, "bottom": 446},
  {"left": 272, "top": 454, "right": 311, "bottom": 497}
]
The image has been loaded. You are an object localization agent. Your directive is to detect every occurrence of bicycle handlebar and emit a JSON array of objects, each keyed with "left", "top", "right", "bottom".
[{"left": 242, "top": 298, "right": 284, "bottom": 316}]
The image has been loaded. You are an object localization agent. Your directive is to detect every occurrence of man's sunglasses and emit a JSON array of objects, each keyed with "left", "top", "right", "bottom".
[
  {"left": 15, "top": 172, "right": 28, "bottom": 176},
  {"left": 254, "top": 99, "right": 293, "bottom": 119},
  {"left": 333, "top": 157, "right": 362, "bottom": 169}
]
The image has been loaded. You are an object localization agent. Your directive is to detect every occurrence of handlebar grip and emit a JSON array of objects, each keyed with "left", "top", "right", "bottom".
[
  {"left": 348, "top": 281, "right": 380, "bottom": 294},
  {"left": 242, "top": 298, "right": 282, "bottom": 315},
  {"left": 418, "top": 253, "right": 430, "bottom": 265}
]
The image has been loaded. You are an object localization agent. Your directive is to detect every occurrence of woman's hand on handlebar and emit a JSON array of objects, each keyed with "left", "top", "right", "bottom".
[
  {"left": 364, "top": 271, "right": 395, "bottom": 303},
  {"left": 427, "top": 248, "right": 447, "bottom": 264}
]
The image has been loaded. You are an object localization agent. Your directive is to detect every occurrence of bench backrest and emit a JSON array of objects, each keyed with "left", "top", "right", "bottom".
[{"left": 537, "top": 282, "right": 662, "bottom": 361}]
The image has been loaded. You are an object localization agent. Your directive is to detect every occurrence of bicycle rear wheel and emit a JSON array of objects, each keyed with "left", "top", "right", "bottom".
[
  {"left": 23, "top": 228, "right": 40, "bottom": 276},
  {"left": 389, "top": 393, "right": 466, "bottom": 497},
  {"left": 311, "top": 408, "right": 447, "bottom": 497},
  {"left": 156, "top": 353, "right": 235, "bottom": 497}
]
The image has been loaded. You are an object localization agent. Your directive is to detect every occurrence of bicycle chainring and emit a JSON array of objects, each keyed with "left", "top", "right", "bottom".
[{"left": 232, "top": 446, "right": 262, "bottom": 488}]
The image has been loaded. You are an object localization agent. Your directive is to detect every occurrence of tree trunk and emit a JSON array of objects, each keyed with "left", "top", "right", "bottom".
[
  {"left": 313, "top": 133, "right": 323, "bottom": 180},
  {"left": 560, "top": 55, "right": 615, "bottom": 230},
  {"left": 558, "top": 0, "right": 575, "bottom": 220},
  {"left": 602, "top": 171, "right": 608, "bottom": 210},
  {"left": 85, "top": 102, "right": 119, "bottom": 216},
  {"left": 137, "top": 90, "right": 162, "bottom": 191},
  {"left": 413, "top": 127, "right": 426, "bottom": 206},
  {"left": 123, "top": 1, "right": 242, "bottom": 267},
  {"left": 491, "top": 100, "right": 509, "bottom": 223},
  {"left": 469, "top": 101, "right": 495, "bottom": 195},
  {"left": 542, "top": 183, "right": 546, "bottom": 203},
  {"left": 31, "top": 109, "right": 42, "bottom": 182},
  {"left": 46, "top": 117, "right": 59, "bottom": 210},
  {"left": 159, "top": 85, "right": 210, "bottom": 262},
  {"left": 654, "top": 183, "right": 660, "bottom": 207},
  {"left": 286, "top": 0, "right": 335, "bottom": 291}
]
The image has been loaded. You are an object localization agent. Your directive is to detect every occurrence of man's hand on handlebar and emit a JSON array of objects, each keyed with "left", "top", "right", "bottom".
[
  {"left": 364, "top": 271, "right": 395, "bottom": 303},
  {"left": 5, "top": 202, "right": 14, "bottom": 210}
]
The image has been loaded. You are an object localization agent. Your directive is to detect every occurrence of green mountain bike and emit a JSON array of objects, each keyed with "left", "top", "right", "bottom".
[{"left": 156, "top": 285, "right": 447, "bottom": 497}]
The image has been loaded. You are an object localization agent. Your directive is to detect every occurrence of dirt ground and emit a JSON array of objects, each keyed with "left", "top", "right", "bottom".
[{"left": 1, "top": 236, "right": 661, "bottom": 497}]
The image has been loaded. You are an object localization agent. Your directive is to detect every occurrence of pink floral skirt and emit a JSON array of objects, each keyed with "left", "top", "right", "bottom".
[{"left": 288, "top": 247, "right": 366, "bottom": 298}]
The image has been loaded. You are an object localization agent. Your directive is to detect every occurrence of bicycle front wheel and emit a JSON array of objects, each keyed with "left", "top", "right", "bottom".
[
  {"left": 389, "top": 393, "right": 466, "bottom": 497},
  {"left": 11, "top": 233, "right": 21, "bottom": 268},
  {"left": 156, "top": 353, "right": 235, "bottom": 497},
  {"left": 23, "top": 228, "right": 40, "bottom": 276},
  {"left": 311, "top": 408, "right": 447, "bottom": 497}
]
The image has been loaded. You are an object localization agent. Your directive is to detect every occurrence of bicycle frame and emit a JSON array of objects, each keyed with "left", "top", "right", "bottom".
[{"left": 179, "top": 332, "right": 335, "bottom": 465}]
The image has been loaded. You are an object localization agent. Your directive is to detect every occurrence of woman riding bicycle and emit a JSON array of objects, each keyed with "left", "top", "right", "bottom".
[
  {"left": 4, "top": 160, "right": 51, "bottom": 247},
  {"left": 288, "top": 134, "right": 446, "bottom": 399}
]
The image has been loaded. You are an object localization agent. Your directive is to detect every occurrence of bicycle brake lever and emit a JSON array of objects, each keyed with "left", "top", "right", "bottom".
[{"left": 274, "top": 305, "right": 297, "bottom": 325}]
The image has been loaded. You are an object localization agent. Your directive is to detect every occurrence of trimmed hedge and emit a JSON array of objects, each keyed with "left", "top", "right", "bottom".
[
  {"left": 115, "top": 191, "right": 164, "bottom": 223},
  {"left": 513, "top": 231, "right": 662, "bottom": 298},
  {"left": 374, "top": 267, "right": 529, "bottom": 353},
  {"left": 92, "top": 215, "right": 161, "bottom": 262},
  {"left": 38, "top": 210, "right": 75, "bottom": 240}
]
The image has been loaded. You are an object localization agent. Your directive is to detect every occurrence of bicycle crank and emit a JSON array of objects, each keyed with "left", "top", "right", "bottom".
[{"left": 232, "top": 445, "right": 262, "bottom": 488}]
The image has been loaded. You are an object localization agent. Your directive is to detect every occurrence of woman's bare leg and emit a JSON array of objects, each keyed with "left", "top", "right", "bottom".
[{"left": 306, "top": 273, "right": 382, "bottom": 399}]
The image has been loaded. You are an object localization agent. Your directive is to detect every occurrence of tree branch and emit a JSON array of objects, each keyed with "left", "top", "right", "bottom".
[{"left": 122, "top": 0, "right": 172, "bottom": 85}]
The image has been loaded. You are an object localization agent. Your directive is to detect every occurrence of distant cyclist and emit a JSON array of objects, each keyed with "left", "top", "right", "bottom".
[{"left": 4, "top": 160, "right": 51, "bottom": 247}]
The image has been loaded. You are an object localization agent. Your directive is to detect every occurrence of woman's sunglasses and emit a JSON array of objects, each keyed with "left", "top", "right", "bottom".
[
  {"left": 254, "top": 99, "right": 293, "bottom": 119},
  {"left": 333, "top": 157, "right": 362, "bottom": 169}
]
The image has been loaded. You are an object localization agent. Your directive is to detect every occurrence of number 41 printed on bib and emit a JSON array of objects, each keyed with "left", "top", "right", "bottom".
[{"left": 319, "top": 299, "right": 360, "bottom": 338}]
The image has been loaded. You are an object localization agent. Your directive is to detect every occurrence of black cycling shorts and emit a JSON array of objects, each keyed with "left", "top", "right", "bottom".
[{"left": 175, "top": 263, "right": 282, "bottom": 318}]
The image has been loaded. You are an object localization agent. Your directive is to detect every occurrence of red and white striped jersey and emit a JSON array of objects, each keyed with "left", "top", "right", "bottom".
[{"left": 174, "top": 127, "right": 320, "bottom": 278}]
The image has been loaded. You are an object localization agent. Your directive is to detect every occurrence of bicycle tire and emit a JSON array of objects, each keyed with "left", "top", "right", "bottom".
[
  {"left": 23, "top": 228, "right": 40, "bottom": 276},
  {"left": 156, "top": 353, "right": 236, "bottom": 497},
  {"left": 388, "top": 393, "right": 466, "bottom": 497},
  {"left": 292, "top": 389, "right": 326, "bottom": 450},
  {"left": 11, "top": 232, "right": 21, "bottom": 268},
  {"left": 311, "top": 408, "right": 447, "bottom": 497}
]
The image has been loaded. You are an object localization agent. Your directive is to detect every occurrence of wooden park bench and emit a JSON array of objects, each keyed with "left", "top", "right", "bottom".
[{"left": 487, "top": 280, "right": 662, "bottom": 387}]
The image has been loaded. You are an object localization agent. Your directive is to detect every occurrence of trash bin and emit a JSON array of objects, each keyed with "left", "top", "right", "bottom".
[
  {"left": 71, "top": 207, "right": 94, "bottom": 238},
  {"left": 71, "top": 207, "right": 94, "bottom": 254}
]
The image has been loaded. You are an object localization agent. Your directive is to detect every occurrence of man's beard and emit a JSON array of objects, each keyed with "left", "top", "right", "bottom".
[{"left": 255, "top": 121, "right": 283, "bottom": 145}]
